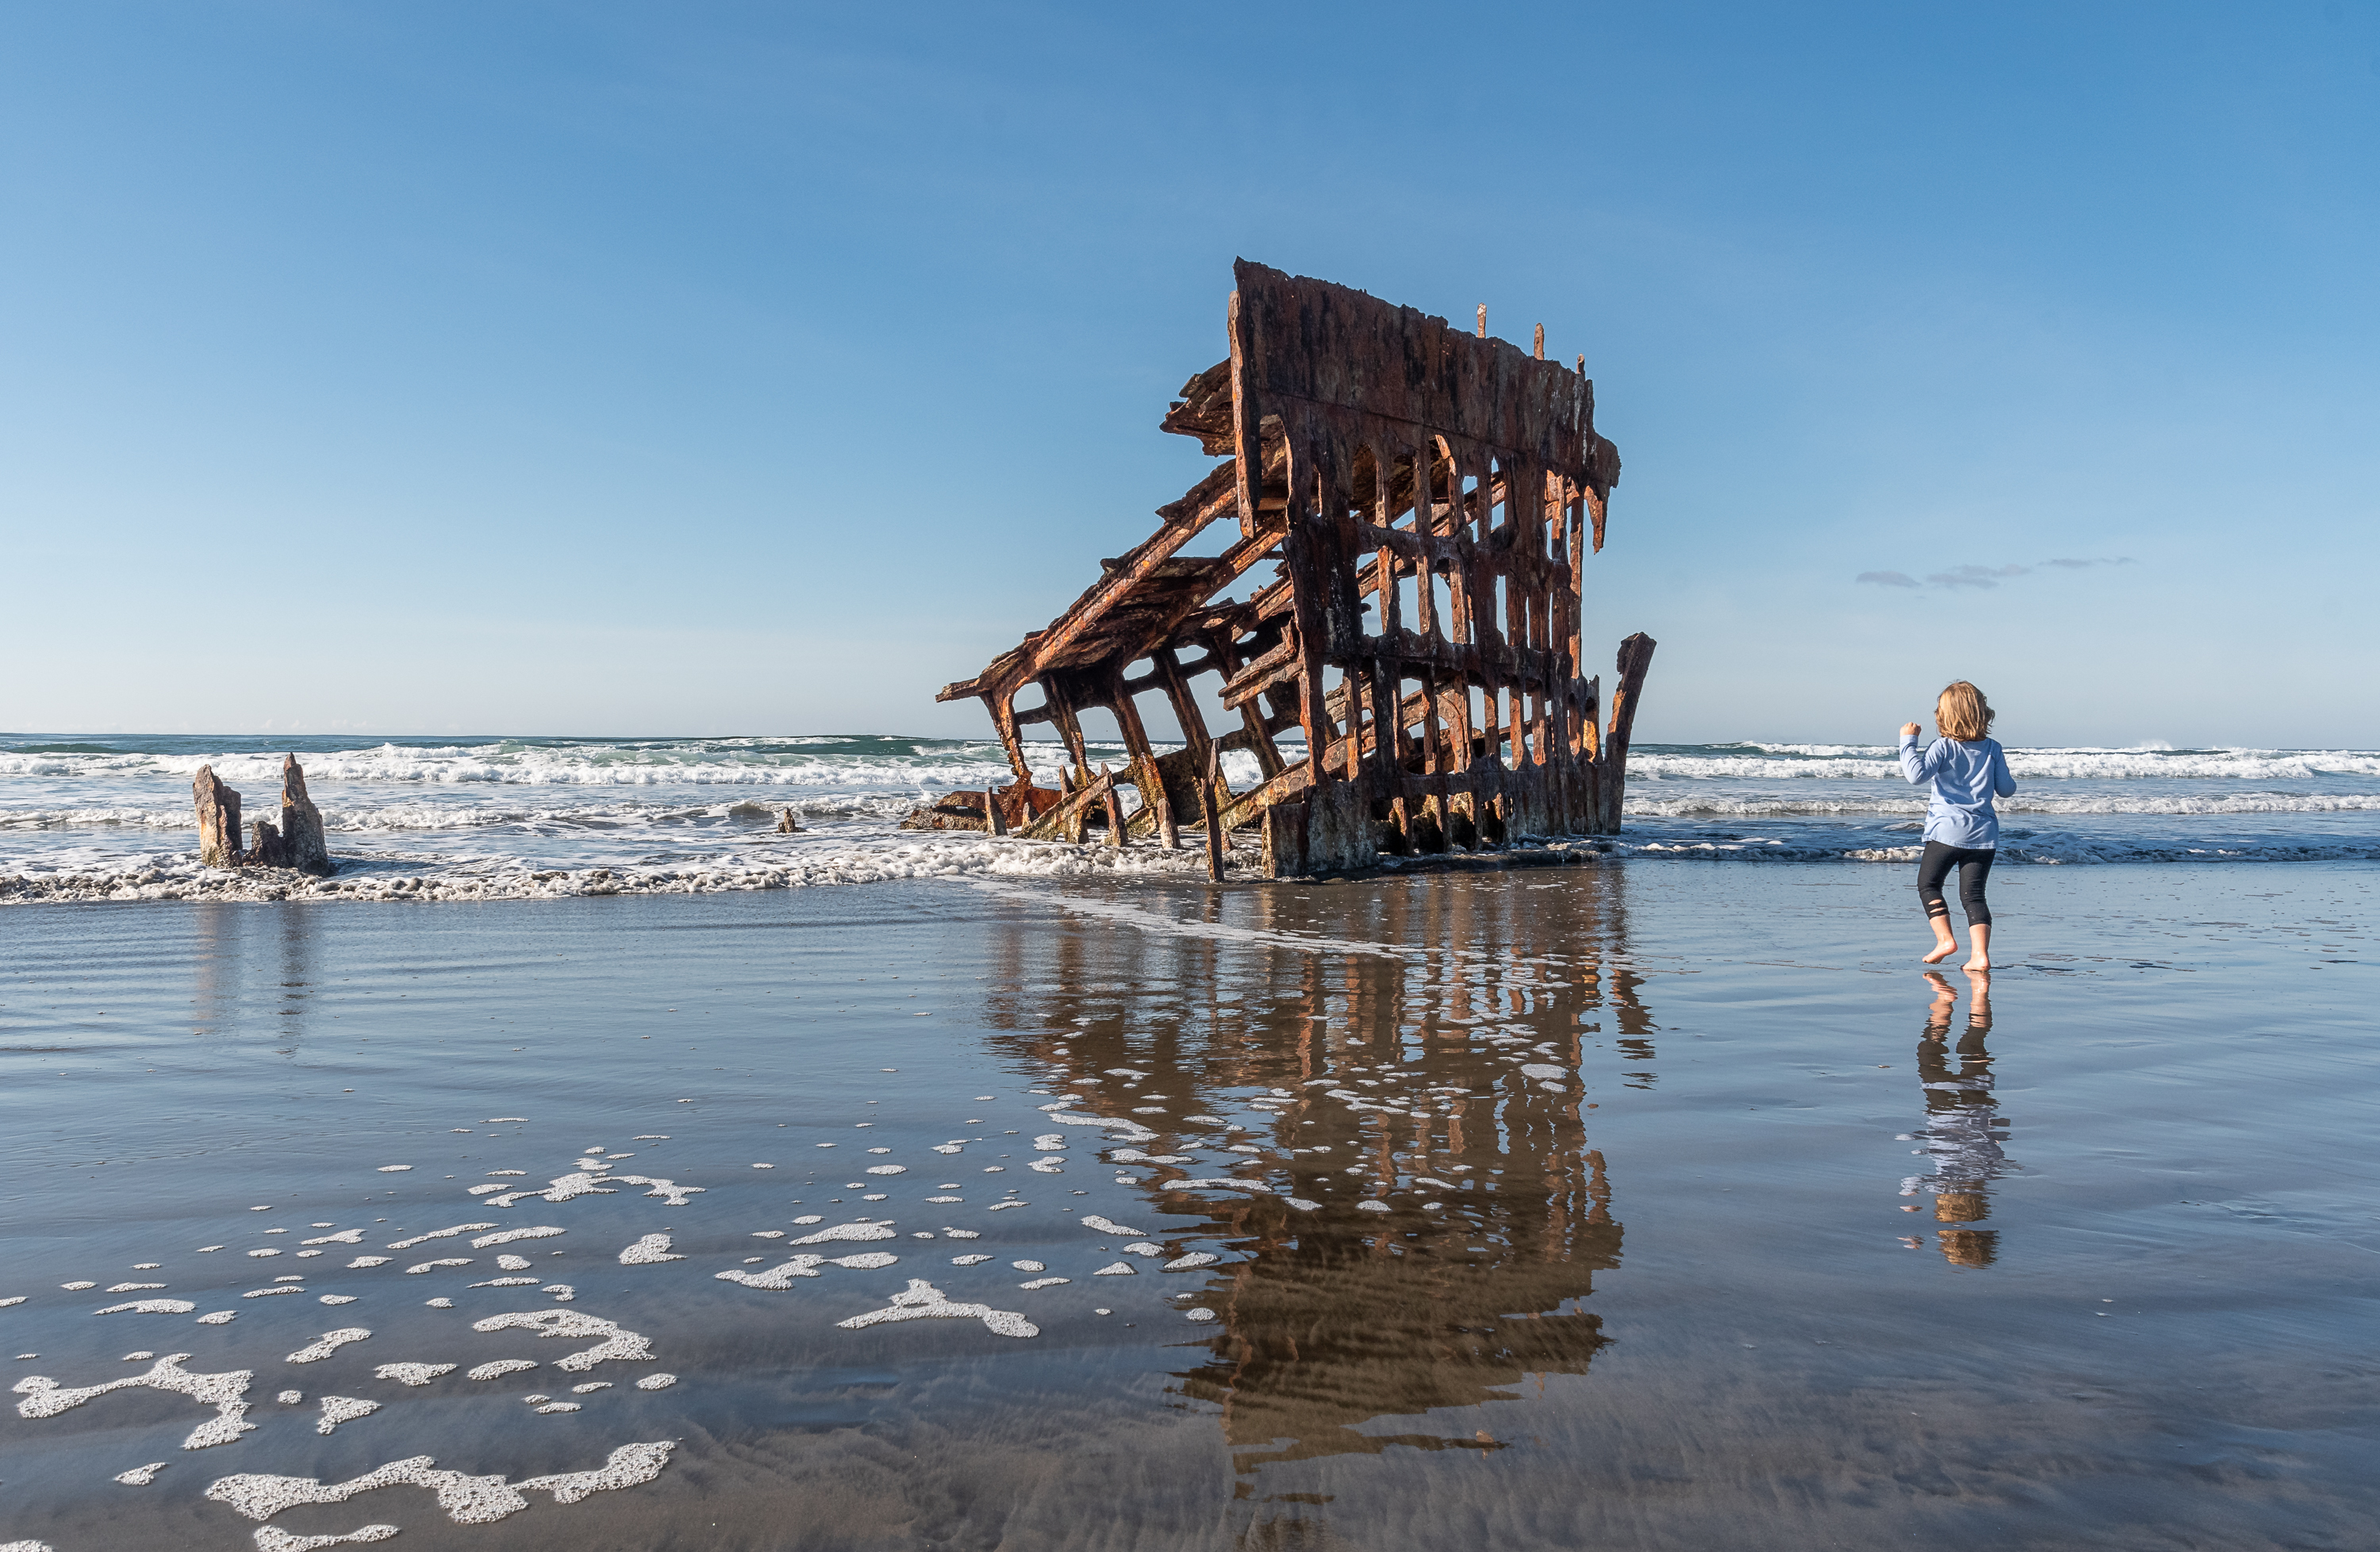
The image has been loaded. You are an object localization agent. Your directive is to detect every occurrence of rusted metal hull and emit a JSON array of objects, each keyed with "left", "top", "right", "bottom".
[{"left": 931, "top": 261, "right": 1653, "bottom": 876}]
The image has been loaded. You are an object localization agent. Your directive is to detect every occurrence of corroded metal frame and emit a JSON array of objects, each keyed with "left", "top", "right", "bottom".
[{"left": 931, "top": 260, "right": 1653, "bottom": 875}]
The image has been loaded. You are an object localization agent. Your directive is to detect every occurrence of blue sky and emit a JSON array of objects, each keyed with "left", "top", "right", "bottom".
[{"left": 5, "top": 2, "right": 2376, "bottom": 746}]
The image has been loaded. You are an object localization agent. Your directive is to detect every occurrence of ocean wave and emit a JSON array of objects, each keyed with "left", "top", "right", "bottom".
[
  {"left": 1614, "top": 836, "right": 2380, "bottom": 866},
  {"left": 1630, "top": 749, "right": 2380, "bottom": 782},
  {"left": 0, "top": 833, "right": 1263, "bottom": 905},
  {"left": 1624, "top": 793, "right": 2380, "bottom": 818}
]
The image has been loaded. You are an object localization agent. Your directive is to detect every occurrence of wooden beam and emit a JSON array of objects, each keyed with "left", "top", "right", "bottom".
[{"left": 1015, "top": 766, "right": 1118, "bottom": 843}]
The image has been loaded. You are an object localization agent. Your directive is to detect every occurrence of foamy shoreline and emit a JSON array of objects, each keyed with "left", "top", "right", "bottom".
[{"left": 6, "top": 733, "right": 2378, "bottom": 902}]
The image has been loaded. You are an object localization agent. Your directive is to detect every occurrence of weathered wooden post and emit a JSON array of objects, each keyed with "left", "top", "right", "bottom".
[
  {"left": 1100, "top": 764, "right": 1128, "bottom": 848},
  {"left": 1200, "top": 749, "right": 1226, "bottom": 882},
  {"left": 1143, "top": 759, "right": 1179, "bottom": 849},
  {"left": 278, "top": 755, "right": 335, "bottom": 876},
  {"left": 983, "top": 789, "right": 1007, "bottom": 836},
  {"left": 194, "top": 766, "right": 243, "bottom": 867}
]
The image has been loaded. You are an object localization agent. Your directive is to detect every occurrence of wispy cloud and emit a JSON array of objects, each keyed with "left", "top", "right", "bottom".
[
  {"left": 1857, "top": 556, "right": 2135, "bottom": 590},
  {"left": 1928, "top": 563, "right": 2032, "bottom": 588}
]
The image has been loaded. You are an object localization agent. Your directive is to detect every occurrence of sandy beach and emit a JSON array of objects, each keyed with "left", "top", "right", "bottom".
[{"left": 3, "top": 862, "right": 2373, "bottom": 1550}]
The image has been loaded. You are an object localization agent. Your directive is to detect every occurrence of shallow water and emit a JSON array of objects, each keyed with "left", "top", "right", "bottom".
[{"left": 2, "top": 863, "right": 2374, "bottom": 1549}]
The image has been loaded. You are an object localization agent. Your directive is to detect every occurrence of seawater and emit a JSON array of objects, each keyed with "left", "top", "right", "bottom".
[
  {"left": 2, "top": 869, "right": 2374, "bottom": 1550},
  {"left": 3, "top": 734, "right": 2377, "bottom": 901}
]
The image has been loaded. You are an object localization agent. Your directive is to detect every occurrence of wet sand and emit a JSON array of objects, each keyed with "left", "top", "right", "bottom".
[{"left": 2, "top": 862, "right": 2374, "bottom": 1550}]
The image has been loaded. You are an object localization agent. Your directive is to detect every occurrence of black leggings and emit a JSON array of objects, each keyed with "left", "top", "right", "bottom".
[{"left": 1917, "top": 842, "right": 1994, "bottom": 927}]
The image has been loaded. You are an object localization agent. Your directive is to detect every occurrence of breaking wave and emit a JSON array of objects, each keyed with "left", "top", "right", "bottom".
[{"left": 3, "top": 733, "right": 2374, "bottom": 902}]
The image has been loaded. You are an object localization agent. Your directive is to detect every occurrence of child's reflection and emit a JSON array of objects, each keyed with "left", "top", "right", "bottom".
[{"left": 1901, "top": 970, "right": 2010, "bottom": 1266}]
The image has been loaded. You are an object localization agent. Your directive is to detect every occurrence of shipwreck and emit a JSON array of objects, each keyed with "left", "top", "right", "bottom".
[{"left": 916, "top": 259, "right": 1653, "bottom": 878}]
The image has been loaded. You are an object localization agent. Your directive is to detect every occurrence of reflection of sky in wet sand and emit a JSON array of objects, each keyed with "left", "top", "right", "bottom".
[
  {"left": 979, "top": 873, "right": 1648, "bottom": 1480},
  {"left": 5, "top": 864, "right": 2378, "bottom": 1550}
]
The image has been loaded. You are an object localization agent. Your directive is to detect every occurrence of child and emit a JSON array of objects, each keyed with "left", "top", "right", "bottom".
[{"left": 1898, "top": 682, "right": 2016, "bottom": 970}]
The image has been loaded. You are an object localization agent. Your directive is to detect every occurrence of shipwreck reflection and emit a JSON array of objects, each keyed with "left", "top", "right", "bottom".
[{"left": 982, "top": 870, "right": 1649, "bottom": 1484}]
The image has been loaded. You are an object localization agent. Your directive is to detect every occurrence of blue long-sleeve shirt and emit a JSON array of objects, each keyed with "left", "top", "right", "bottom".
[{"left": 1899, "top": 734, "right": 2016, "bottom": 848}]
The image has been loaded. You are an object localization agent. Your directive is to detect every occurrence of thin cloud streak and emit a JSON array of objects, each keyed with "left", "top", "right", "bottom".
[{"left": 1856, "top": 556, "right": 2136, "bottom": 590}]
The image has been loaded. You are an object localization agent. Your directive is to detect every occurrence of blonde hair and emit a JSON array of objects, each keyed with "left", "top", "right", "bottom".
[{"left": 1935, "top": 682, "right": 1995, "bottom": 742}]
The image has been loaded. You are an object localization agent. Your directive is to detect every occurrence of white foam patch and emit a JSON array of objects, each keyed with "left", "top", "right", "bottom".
[
  {"left": 1031, "top": 1106, "right": 1157, "bottom": 1143},
  {"left": 61, "top": 1282, "right": 96, "bottom": 1290},
  {"left": 467, "top": 1360, "right": 537, "bottom": 1381},
  {"left": 950, "top": 1255, "right": 994, "bottom": 1266},
  {"left": 278, "top": 1391, "right": 303, "bottom": 1404},
  {"left": 374, "top": 1167, "right": 412, "bottom": 1174},
  {"left": 534, "top": 1401, "right": 580, "bottom": 1413},
  {"left": 94, "top": 1300, "right": 197, "bottom": 1315},
  {"left": 570, "top": 1382, "right": 610, "bottom": 1394},
  {"left": 942, "top": 1229, "right": 980, "bottom": 1239},
  {"left": 469, "top": 1310, "right": 652, "bottom": 1371},
  {"left": 255, "top": 1526, "right": 399, "bottom": 1551},
  {"left": 14, "top": 1354, "right": 254, "bottom": 1449},
  {"left": 634, "top": 1373, "right": 677, "bottom": 1390},
  {"left": 347, "top": 1258, "right": 393, "bottom": 1269},
  {"left": 317, "top": 1396, "right": 380, "bottom": 1435},
  {"left": 1080, "top": 1215, "right": 1144, "bottom": 1236},
  {"left": 714, "top": 1252, "right": 898, "bottom": 1289},
  {"left": 286, "top": 1330, "right": 371, "bottom": 1364},
  {"left": 1356, "top": 1200, "right": 1391, "bottom": 1213},
  {"left": 617, "top": 1235, "right": 683, "bottom": 1266},
  {"left": 321, "top": 1296, "right": 359, "bottom": 1306},
  {"left": 1518, "top": 1063, "right": 1566, "bottom": 1081},
  {"left": 424, "top": 1299, "right": 454, "bottom": 1309},
  {"left": 789, "top": 1223, "right": 896, "bottom": 1247},
  {"left": 386, "top": 1224, "right": 498, "bottom": 1251},
  {"left": 469, "top": 1277, "right": 539, "bottom": 1288},
  {"left": 1092, "top": 1262, "right": 1135, "bottom": 1276},
  {"left": 373, "top": 1364, "right": 455, "bottom": 1386},
  {"left": 470, "top": 1227, "right": 564, "bottom": 1249},
  {"left": 1169, "top": 1178, "right": 1275, "bottom": 1197},
  {"left": 835, "top": 1280, "right": 1037, "bottom": 1339},
  {"left": 489, "top": 1174, "right": 701, "bottom": 1209},
  {"left": 107, "top": 1281, "right": 167, "bottom": 1293},
  {"left": 1184, "top": 1308, "right": 1218, "bottom": 1323},
  {"left": 404, "top": 1260, "right": 471, "bottom": 1275},
  {"left": 497, "top": 1254, "right": 533, "bottom": 1270},
  {"left": 0, "top": 1297, "right": 24, "bottom": 1308},
  {"left": 197, "top": 1312, "right": 236, "bottom": 1325},
  {"left": 205, "top": 1442, "right": 674, "bottom": 1525},
  {"left": 1121, "top": 1243, "right": 1164, "bottom": 1258},
  {"left": 1018, "top": 1277, "right": 1069, "bottom": 1290},
  {"left": 114, "top": 1462, "right": 169, "bottom": 1485}
]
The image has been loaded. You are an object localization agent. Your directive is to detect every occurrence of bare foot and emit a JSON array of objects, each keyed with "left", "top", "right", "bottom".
[
  {"left": 1963, "top": 956, "right": 1990, "bottom": 972},
  {"left": 1922, "top": 940, "right": 1959, "bottom": 964}
]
